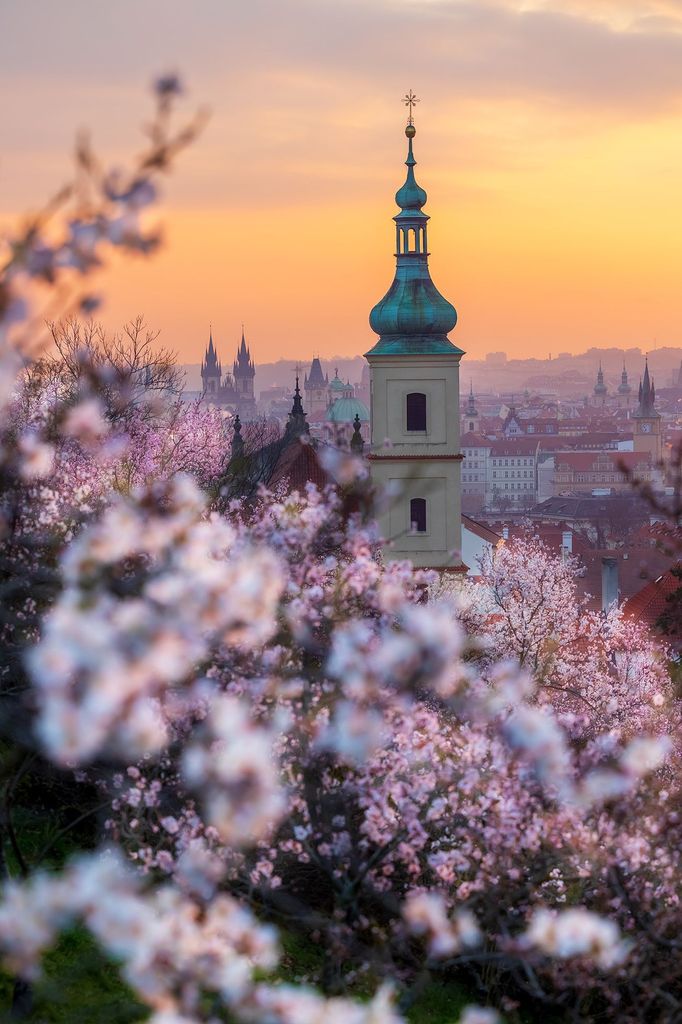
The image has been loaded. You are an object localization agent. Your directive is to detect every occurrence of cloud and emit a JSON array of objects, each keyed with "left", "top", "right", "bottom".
[
  {"left": 4, "top": 0, "right": 682, "bottom": 213},
  {"left": 5, "top": 0, "right": 682, "bottom": 108}
]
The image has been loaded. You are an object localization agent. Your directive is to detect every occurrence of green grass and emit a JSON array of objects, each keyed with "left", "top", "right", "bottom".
[
  {"left": 0, "top": 922, "right": 558, "bottom": 1024},
  {"left": 0, "top": 928, "right": 144, "bottom": 1024},
  {"left": 406, "top": 979, "right": 471, "bottom": 1023},
  {"left": 277, "top": 930, "right": 477, "bottom": 1021}
]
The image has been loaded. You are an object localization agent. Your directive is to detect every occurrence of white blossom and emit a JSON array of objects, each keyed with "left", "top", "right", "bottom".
[{"left": 524, "top": 908, "right": 631, "bottom": 969}]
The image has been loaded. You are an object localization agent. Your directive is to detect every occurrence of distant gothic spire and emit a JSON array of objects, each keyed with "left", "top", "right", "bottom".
[
  {"left": 305, "top": 356, "right": 325, "bottom": 388},
  {"left": 233, "top": 326, "right": 255, "bottom": 380},
  {"left": 201, "top": 326, "right": 222, "bottom": 388},
  {"left": 466, "top": 380, "right": 478, "bottom": 415},
  {"left": 642, "top": 358, "right": 652, "bottom": 405},
  {"left": 285, "top": 377, "right": 309, "bottom": 441},
  {"left": 594, "top": 361, "right": 607, "bottom": 396},
  {"left": 204, "top": 327, "right": 219, "bottom": 369},
  {"left": 635, "top": 357, "right": 659, "bottom": 418}
]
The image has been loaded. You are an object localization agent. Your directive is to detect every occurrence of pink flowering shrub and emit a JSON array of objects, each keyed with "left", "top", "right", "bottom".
[
  {"left": 3, "top": 415, "right": 680, "bottom": 1024},
  {"left": 82, "top": 483, "right": 678, "bottom": 1020}
]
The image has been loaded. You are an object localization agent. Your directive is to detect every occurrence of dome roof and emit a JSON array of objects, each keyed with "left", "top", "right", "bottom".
[
  {"left": 369, "top": 269, "right": 457, "bottom": 341},
  {"left": 329, "top": 372, "right": 346, "bottom": 393},
  {"left": 327, "top": 397, "right": 369, "bottom": 423}
]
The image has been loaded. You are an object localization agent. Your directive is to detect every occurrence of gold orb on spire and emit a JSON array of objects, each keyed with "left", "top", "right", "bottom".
[{"left": 402, "top": 89, "right": 419, "bottom": 134}]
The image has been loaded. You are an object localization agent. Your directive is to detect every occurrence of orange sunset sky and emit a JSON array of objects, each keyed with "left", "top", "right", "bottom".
[{"left": 3, "top": 0, "right": 682, "bottom": 364}]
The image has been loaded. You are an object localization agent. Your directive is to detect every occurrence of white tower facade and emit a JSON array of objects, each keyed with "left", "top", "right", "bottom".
[{"left": 365, "top": 110, "right": 464, "bottom": 571}]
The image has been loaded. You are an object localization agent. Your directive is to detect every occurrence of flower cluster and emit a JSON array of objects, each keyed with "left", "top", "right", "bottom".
[{"left": 29, "top": 474, "right": 284, "bottom": 764}]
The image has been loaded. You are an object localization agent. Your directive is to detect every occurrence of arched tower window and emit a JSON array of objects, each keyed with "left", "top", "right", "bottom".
[
  {"left": 406, "top": 392, "right": 427, "bottom": 431},
  {"left": 410, "top": 498, "right": 427, "bottom": 533}
]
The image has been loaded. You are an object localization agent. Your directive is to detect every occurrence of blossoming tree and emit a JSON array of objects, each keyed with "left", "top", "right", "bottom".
[{"left": 0, "top": 75, "right": 679, "bottom": 1024}]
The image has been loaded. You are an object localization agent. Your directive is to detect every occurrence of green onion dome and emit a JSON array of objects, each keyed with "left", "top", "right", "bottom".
[
  {"left": 327, "top": 397, "right": 370, "bottom": 424},
  {"left": 369, "top": 271, "right": 458, "bottom": 342},
  {"left": 367, "top": 124, "right": 461, "bottom": 358}
]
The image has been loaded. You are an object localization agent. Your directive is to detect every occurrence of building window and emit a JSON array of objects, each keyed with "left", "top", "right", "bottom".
[
  {"left": 406, "top": 392, "right": 427, "bottom": 431},
  {"left": 410, "top": 497, "right": 427, "bottom": 533}
]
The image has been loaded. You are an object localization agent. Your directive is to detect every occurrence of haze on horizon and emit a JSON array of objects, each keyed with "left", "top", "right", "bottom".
[{"left": 3, "top": 0, "right": 682, "bottom": 365}]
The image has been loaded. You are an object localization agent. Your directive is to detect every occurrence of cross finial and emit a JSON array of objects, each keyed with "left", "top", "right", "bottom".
[{"left": 403, "top": 89, "right": 420, "bottom": 126}]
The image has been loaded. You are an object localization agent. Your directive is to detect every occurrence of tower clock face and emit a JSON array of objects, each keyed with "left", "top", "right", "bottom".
[{"left": 641, "top": 422, "right": 652, "bottom": 433}]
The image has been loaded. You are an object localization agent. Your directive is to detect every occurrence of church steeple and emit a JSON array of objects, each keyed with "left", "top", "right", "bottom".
[
  {"left": 364, "top": 97, "right": 464, "bottom": 571},
  {"left": 366, "top": 110, "right": 461, "bottom": 357},
  {"left": 232, "top": 325, "right": 256, "bottom": 415},
  {"left": 594, "top": 361, "right": 607, "bottom": 396},
  {"left": 636, "top": 357, "right": 658, "bottom": 417},
  {"left": 618, "top": 361, "right": 631, "bottom": 395},
  {"left": 633, "top": 356, "right": 662, "bottom": 463},
  {"left": 284, "top": 376, "right": 310, "bottom": 441},
  {"left": 466, "top": 381, "right": 477, "bottom": 416},
  {"left": 233, "top": 326, "right": 255, "bottom": 381},
  {"left": 201, "top": 327, "right": 222, "bottom": 394}
]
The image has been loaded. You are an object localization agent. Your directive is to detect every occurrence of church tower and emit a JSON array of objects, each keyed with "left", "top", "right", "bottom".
[
  {"left": 201, "top": 329, "right": 222, "bottom": 395},
  {"left": 365, "top": 95, "right": 464, "bottom": 571},
  {"left": 304, "top": 357, "right": 328, "bottom": 416},
  {"left": 233, "top": 327, "right": 256, "bottom": 418},
  {"left": 617, "top": 362, "right": 632, "bottom": 411},
  {"left": 464, "top": 382, "right": 479, "bottom": 434},
  {"left": 593, "top": 362, "right": 607, "bottom": 408},
  {"left": 284, "top": 376, "right": 310, "bottom": 442},
  {"left": 633, "top": 358, "right": 662, "bottom": 463}
]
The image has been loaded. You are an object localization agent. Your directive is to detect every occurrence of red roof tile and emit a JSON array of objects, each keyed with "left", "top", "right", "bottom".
[
  {"left": 488, "top": 438, "right": 540, "bottom": 456},
  {"left": 268, "top": 440, "right": 329, "bottom": 492},
  {"left": 622, "top": 567, "right": 682, "bottom": 627},
  {"left": 461, "top": 433, "right": 493, "bottom": 448}
]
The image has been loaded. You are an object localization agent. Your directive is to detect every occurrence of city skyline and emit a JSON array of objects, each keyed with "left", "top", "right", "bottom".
[{"left": 4, "top": 0, "right": 682, "bottom": 362}]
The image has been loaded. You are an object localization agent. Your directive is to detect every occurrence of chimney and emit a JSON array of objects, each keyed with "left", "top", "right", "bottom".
[
  {"left": 502, "top": 527, "right": 509, "bottom": 541},
  {"left": 561, "top": 530, "right": 572, "bottom": 555},
  {"left": 601, "top": 557, "right": 619, "bottom": 612}
]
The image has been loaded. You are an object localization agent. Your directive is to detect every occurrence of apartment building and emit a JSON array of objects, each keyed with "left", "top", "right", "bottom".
[{"left": 485, "top": 438, "right": 539, "bottom": 509}]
